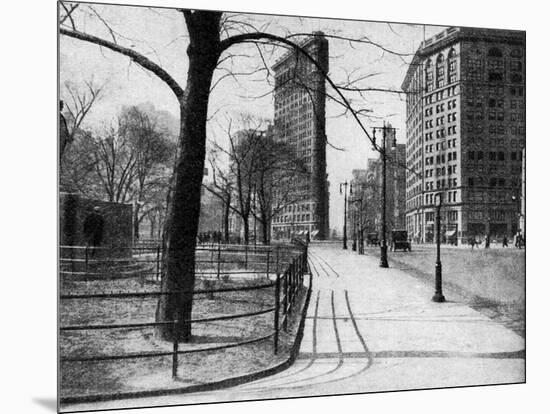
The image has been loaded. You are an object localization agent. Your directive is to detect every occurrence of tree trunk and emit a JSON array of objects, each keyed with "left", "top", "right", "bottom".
[
  {"left": 260, "top": 211, "right": 270, "bottom": 245},
  {"left": 134, "top": 204, "right": 140, "bottom": 240},
  {"left": 223, "top": 195, "right": 230, "bottom": 243},
  {"left": 155, "top": 11, "right": 222, "bottom": 342},
  {"left": 149, "top": 212, "right": 156, "bottom": 239},
  {"left": 243, "top": 216, "right": 250, "bottom": 245}
]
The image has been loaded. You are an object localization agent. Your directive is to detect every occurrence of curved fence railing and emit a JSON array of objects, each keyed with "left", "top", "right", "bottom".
[{"left": 59, "top": 241, "right": 310, "bottom": 398}]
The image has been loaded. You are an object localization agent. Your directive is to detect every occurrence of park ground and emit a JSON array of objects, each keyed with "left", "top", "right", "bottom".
[{"left": 62, "top": 241, "right": 525, "bottom": 412}]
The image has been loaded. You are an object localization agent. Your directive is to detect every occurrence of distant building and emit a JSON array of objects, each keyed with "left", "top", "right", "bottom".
[
  {"left": 361, "top": 126, "right": 407, "bottom": 240},
  {"left": 401, "top": 27, "right": 525, "bottom": 244},
  {"left": 270, "top": 32, "right": 330, "bottom": 240}
]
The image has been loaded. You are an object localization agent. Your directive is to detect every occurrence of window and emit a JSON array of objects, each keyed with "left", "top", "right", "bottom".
[
  {"left": 488, "top": 47, "right": 503, "bottom": 58},
  {"left": 489, "top": 72, "right": 503, "bottom": 82},
  {"left": 489, "top": 152, "right": 496, "bottom": 161},
  {"left": 448, "top": 48, "right": 457, "bottom": 83},
  {"left": 425, "top": 59, "right": 433, "bottom": 92},
  {"left": 478, "top": 151, "right": 484, "bottom": 160},
  {"left": 511, "top": 74, "right": 523, "bottom": 83},
  {"left": 436, "top": 54, "right": 445, "bottom": 88},
  {"left": 510, "top": 61, "right": 522, "bottom": 71}
]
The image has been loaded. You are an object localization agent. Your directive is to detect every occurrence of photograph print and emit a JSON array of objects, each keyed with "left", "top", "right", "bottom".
[{"left": 58, "top": 1, "right": 526, "bottom": 412}]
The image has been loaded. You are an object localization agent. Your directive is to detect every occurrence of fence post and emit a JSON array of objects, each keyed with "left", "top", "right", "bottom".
[
  {"left": 266, "top": 249, "right": 271, "bottom": 280},
  {"left": 283, "top": 270, "right": 288, "bottom": 332},
  {"left": 274, "top": 272, "right": 280, "bottom": 354},
  {"left": 290, "top": 259, "right": 295, "bottom": 307},
  {"left": 156, "top": 244, "right": 161, "bottom": 281},
  {"left": 85, "top": 246, "right": 89, "bottom": 274},
  {"left": 216, "top": 243, "right": 222, "bottom": 279},
  {"left": 275, "top": 246, "right": 280, "bottom": 275},
  {"left": 210, "top": 242, "right": 214, "bottom": 264},
  {"left": 172, "top": 319, "right": 179, "bottom": 379}
]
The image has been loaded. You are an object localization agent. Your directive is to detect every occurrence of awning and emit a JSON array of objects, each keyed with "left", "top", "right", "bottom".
[
  {"left": 445, "top": 230, "right": 456, "bottom": 236},
  {"left": 311, "top": 230, "right": 319, "bottom": 237}
]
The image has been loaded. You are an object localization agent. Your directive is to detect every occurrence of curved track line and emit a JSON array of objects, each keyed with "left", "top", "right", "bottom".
[
  {"left": 307, "top": 257, "right": 322, "bottom": 278},
  {"left": 244, "top": 290, "right": 321, "bottom": 387},
  {"left": 313, "top": 253, "right": 340, "bottom": 277},
  {"left": 308, "top": 253, "right": 332, "bottom": 278},
  {"left": 248, "top": 290, "right": 344, "bottom": 391}
]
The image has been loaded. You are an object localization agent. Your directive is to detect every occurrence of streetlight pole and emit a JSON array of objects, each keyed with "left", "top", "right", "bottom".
[
  {"left": 432, "top": 192, "right": 446, "bottom": 302},
  {"left": 340, "top": 181, "right": 350, "bottom": 249},
  {"left": 373, "top": 125, "right": 396, "bottom": 268},
  {"left": 358, "top": 197, "right": 364, "bottom": 254}
]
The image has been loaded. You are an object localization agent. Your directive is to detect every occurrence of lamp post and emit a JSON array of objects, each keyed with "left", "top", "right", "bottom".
[
  {"left": 351, "top": 207, "right": 357, "bottom": 252},
  {"left": 339, "top": 181, "right": 351, "bottom": 249},
  {"left": 351, "top": 197, "right": 364, "bottom": 255},
  {"left": 432, "top": 192, "right": 446, "bottom": 302},
  {"left": 372, "top": 125, "right": 396, "bottom": 268}
]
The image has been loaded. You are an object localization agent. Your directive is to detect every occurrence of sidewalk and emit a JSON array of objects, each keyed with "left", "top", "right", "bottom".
[{"left": 63, "top": 242, "right": 525, "bottom": 410}]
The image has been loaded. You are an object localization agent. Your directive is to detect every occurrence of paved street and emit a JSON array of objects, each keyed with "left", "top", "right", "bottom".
[{"left": 64, "top": 242, "right": 525, "bottom": 412}]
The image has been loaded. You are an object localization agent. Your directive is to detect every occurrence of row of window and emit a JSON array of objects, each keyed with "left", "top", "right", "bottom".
[
  {"left": 425, "top": 139, "right": 458, "bottom": 153},
  {"left": 273, "top": 213, "right": 312, "bottom": 223},
  {"left": 425, "top": 151, "right": 458, "bottom": 165},
  {"left": 467, "top": 150, "right": 522, "bottom": 162},
  {"left": 467, "top": 177, "right": 510, "bottom": 187},
  {"left": 424, "top": 190, "right": 458, "bottom": 205},
  {"left": 424, "top": 86, "right": 458, "bottom": 105}
]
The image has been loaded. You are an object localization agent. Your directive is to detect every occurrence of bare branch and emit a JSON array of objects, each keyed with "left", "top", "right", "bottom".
[{"left": 60, "top": 27, "right": 185, "bottom": 101}]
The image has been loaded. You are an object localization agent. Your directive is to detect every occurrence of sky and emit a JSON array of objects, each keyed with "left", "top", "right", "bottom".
[{"left": 59, "top": 3, "right": 446, "bottom": 234}]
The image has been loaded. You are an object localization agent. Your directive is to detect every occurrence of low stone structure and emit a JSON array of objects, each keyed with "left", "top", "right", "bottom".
[{"left": 60, "top": 193, "right": 133, "bottom": 260}]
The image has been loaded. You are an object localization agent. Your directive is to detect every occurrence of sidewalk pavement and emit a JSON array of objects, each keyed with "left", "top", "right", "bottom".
[{"left": 64, "top": 242, "right": 525, "bottom": 410}]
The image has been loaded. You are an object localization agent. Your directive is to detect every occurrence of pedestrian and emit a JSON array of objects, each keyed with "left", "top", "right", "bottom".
[
  {"left": 502, "top": 235, "right": 508, "bottom": 248},
  {"left": 515, "top": 232, "right": 523, "bottom": 249},
  {"left": 484, "top": 234, "right": 490, "bottom": 249},
  {"left": 469, "top": 236, "right": 476, "bottom": 250},
  {"left": 83, "top": 206, "right": 105, "bottom": 257}
]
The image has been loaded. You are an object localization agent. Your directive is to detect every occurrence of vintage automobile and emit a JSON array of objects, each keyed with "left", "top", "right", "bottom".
[
  {"left": 366, "top": 232, "right": 380, "bottom": 246},
  {"left": 390, "top": 230, "right": 411, "bottom": 251}
]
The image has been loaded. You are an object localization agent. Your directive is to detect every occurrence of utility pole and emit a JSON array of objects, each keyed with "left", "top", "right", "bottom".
[
  {"left": 372, "top": 124, "right": 396, "bottom": 268},
  {"left": 432, "top": 192, "right": 445, "bottom": 302},
  {"left": 339, "top": 181, "right": 351, "bottom": 250}
]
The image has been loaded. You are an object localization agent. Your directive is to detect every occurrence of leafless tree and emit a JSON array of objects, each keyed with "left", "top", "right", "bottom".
[
  {"left": 60, "top": 4, "right": 417, "bottom": 341},
  {"left": 61, "top": 79, "right": 105, "bottom": 161}
]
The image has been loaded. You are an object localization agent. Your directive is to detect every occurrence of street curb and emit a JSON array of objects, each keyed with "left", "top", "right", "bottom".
[{"left": 60, "top": 273, "right": 313, "bottom": 408}]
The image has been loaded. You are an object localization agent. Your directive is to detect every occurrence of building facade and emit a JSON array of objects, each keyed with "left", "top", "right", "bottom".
[
  {"left": 361, "top": 128, "right": 407, "bottom": 240},
  {"left": 270, "top": 33, "right": 330, "bottom": 240},
  {"left": 402, "top": 27, "right": 525, "bottom": 244}
]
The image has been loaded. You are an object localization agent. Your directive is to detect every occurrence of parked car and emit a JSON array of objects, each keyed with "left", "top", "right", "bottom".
[
  {"left": 366, "top": 233, "right": 379, "bottom": 246},
  {"left": 390, "top": 230, "right": 411, "bottom": 251}
]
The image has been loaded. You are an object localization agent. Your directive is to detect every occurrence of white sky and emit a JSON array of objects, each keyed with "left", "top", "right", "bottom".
[{"left": 60, "top": 3, "right": 446, "bottom": 233}]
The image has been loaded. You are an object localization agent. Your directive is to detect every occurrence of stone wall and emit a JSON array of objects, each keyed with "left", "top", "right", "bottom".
[{"left": 60, "top": 193, "right": 133, "bottom": 259}]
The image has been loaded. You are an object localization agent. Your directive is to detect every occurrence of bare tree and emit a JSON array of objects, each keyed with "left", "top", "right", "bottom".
[
  {"left": 60, "top": 4, "right": 416, "bottom": 341},
  {"left": 61, "top": 79, "right": 105, "bottom": 161},
  {"left": 118, "top": 107, "right": 174, "bottom": 238}
]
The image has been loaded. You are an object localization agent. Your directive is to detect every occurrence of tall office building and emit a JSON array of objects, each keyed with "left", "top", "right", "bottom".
[
  {"left": 402, "top": 27, "right": 525, "bottom": 244},
  {"left": 362, "top": 127, "right": 407, "bottom": 239},
  {"left": 270, "top": 33, "right": 329, "bottom": 239}
]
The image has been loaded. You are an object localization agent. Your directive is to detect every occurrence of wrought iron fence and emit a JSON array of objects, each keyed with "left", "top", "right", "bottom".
[{"left": 59, "top": 241, "right": 309, "bottom": 387}]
